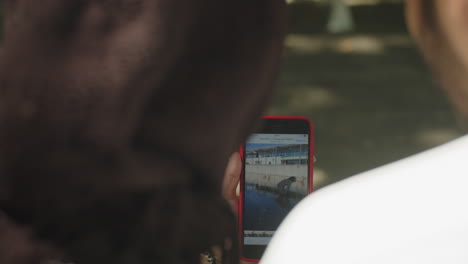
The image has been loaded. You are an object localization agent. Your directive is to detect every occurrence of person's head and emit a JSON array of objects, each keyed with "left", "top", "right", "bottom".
[
  {"left": 405, "top": 0, "right": 468, "bottom": 130},
  {"left": 288, "top": 176, "right": 297, "bottom": 182}
]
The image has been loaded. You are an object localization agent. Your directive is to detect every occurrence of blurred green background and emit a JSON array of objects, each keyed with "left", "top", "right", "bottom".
[
  {"left": 0, "top": 0, "right": 463, "bottom": 190},
  {"left": 272, "top": 0, "right": 463, "bottom": 190}
]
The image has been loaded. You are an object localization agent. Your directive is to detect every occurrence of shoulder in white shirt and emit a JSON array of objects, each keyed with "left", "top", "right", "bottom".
[{"left": 261, "top": 135, "right": 468, "bottom": 264}]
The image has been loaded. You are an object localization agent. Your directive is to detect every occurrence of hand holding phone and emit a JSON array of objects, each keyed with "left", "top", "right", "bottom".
[{"left": 221, "top": 153, "right": 260, "bottom": 264}]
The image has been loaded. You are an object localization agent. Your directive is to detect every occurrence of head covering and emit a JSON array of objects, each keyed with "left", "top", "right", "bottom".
[{"left": 0, "top": 0, "right": 287, "bottom": 263}]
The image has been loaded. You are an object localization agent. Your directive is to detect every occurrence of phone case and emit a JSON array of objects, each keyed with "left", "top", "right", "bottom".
[{"left": 238, "top": 116, "right": 314, "bottom": 263}]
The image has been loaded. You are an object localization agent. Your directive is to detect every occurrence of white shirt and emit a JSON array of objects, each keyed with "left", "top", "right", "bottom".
[{"left": 261, "top": 135, "right": 468, "bottom": 264}]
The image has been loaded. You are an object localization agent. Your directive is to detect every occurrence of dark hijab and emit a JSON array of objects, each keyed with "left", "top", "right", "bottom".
[{"left": 0, "top": 0, "right": 286, "bottom": 263}]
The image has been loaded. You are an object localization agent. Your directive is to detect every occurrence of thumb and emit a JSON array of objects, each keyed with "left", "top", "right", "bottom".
[{"left": 222, "top": 152, "right": 242, "bottom": 215}]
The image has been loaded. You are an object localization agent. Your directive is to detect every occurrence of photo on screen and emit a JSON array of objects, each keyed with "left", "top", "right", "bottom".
[{"left": 243, "top": 134, "right": 309, "bottom": 245}]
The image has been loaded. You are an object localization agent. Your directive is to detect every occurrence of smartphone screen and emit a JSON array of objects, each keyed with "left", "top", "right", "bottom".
[{"left": 241, "top": 117, "right": 313, "bottom": 261}]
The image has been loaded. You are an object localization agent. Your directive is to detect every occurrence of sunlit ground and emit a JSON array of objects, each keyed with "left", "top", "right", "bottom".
[
  {"left": 269, "top": 2, "right": 463, "bottom": 190},
  {"left": 287, "top": 0, "right": 403, "bottom": 5}
]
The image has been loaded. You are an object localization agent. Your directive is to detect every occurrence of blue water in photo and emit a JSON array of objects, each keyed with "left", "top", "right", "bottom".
[{"left": 243, "top": 185, "right": 303, "bottom": 231}]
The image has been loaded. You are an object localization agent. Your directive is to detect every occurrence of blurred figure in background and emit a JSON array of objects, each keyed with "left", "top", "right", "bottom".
[{"left": 327, "top": 0, "right": 354, "bottom": 33}]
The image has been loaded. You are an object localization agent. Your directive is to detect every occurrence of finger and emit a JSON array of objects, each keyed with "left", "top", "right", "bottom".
[
  {"left": 222, "top": 152, "right": 242, "bottom": 213},
  {"left": 222, "top": 152, "right": 242, "bottom": 199}
]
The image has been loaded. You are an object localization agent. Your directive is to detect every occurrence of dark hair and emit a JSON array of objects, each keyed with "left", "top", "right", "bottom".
[{"left": 288, "top": 176, "right": 297, "bottom": 182}]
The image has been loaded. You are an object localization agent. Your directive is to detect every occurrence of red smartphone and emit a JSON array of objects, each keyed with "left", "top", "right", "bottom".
[{"left": 239, "top": 116, "right": 314, "bottom": 262}]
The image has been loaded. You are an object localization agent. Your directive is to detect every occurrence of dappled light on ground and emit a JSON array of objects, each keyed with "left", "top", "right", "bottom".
[
  {"left": 416, "top": 128, "right": 462, "bottom": 148},
  {"left": 286, "top": 34, "right": 412, "bottom": 55},
  {"left": 286, "top": 85, "right": 344, "bottom": 112},
  {"left": 313, "top": 167, "right": 329, "bottom": 190},
  {"left": 288, "top": 0, "right": 403, "bottom": 5}
]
